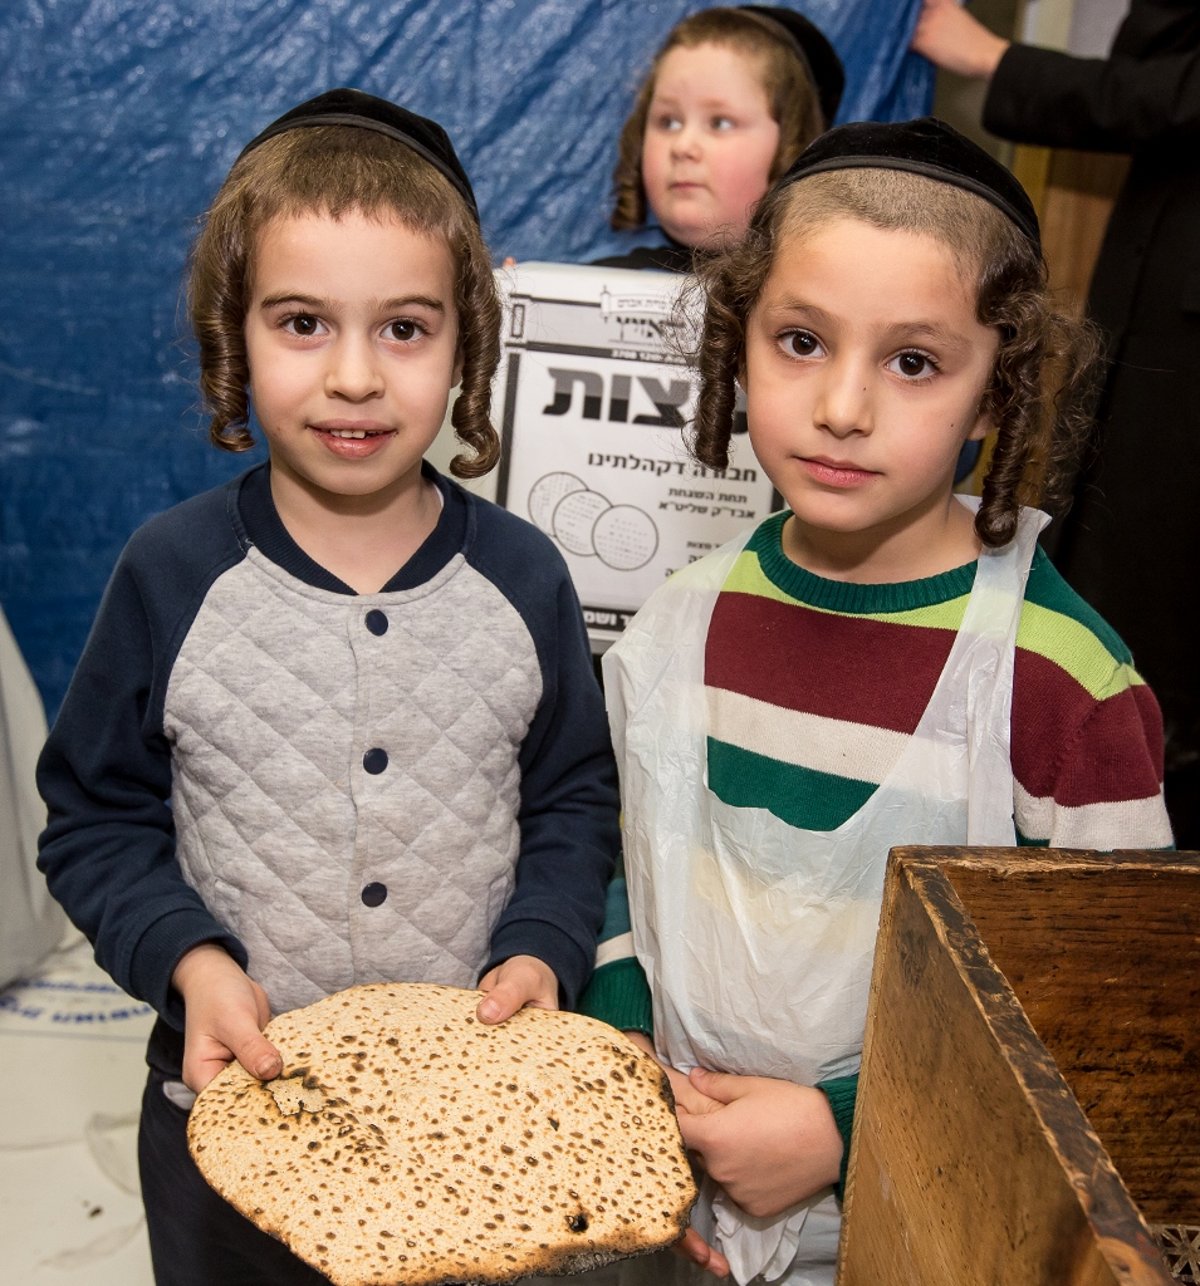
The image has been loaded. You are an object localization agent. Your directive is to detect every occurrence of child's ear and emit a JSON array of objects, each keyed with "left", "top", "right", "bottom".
[
  {"left": 966, "top": 405, "right": 994, "bottom": 442},
  {"left": 453, "top": 346, "right": 464, "bottom": 389}
]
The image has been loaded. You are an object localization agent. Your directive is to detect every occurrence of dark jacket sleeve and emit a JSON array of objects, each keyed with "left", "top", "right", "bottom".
[
  {"left": 984, "top": 5, "right": 1200, "bottom": 151},
  {"left": 36, "top": 523, "right": 245, "bottom": 1029},
  {"left": 477, "top": 512, "right": 620, "bottom": 1008}
]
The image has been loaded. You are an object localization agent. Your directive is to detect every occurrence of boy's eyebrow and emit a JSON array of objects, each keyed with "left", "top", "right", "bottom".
[
  {"left": 760, "top": 297, "right": 830, "bottom": 321},
  {"left": 257, "top": 292, "right": 447, "bottom": 313},
  {"left": 884, "top": 320, "right": 972, "bottom": 350},
  {"left": 761, "top": 299, "right": 974, "bottom": 350}
]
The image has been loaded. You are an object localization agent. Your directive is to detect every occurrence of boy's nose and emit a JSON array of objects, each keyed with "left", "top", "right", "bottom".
[
  {"left": 325, "top": 336, "right": 384, "bottom": 401},
  {"left": 814, "top": 362, "right": 872, "bottom": 437}
]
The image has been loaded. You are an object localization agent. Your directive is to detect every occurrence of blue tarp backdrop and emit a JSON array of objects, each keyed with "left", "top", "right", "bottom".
[{"left": 1, "top": 0, "right": 932, "bottom": 719}]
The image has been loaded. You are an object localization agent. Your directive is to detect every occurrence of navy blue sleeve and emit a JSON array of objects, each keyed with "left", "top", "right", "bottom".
[
  {"left": 984, "top": 37, "right": 1200, "bottom": 151},
  {"left": 36, "top": 505, "right": 246, "bottom": 1028},
  {"left": 471, "top": 505, "right": 620, "bottom": 1008}
]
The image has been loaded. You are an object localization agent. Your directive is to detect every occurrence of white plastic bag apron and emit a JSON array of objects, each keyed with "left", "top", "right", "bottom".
[{"left": 603, "top": 499, "right": 1047, "bottom": 1285}]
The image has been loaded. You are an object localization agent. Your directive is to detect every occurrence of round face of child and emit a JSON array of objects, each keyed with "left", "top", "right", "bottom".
[
  {"left": 641, "top": 41, "right": 780, "bottom": 251},
  {"left": 742, "top": 214, "right": 1000, "bottom": 583},
  {"left": 244, "top": 209, "right": 461, "bottom": 520}
]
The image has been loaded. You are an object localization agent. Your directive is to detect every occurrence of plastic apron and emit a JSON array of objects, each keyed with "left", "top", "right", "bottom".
[{"left": 603, "top": 499, "right": 1047, "bottom": 1286}]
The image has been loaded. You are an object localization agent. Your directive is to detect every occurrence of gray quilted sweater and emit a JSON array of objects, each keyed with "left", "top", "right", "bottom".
[{"left": 37, "top": 464, "right": 618, "bottom": 1073}]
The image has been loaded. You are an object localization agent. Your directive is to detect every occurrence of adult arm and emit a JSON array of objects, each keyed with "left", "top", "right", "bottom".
[
  {"left": 913, "top": 0, "right": 1200, "bottom": 152},
  {"left": 911, "top": 0, "right": 1009, "bottom": 79},
  {"left": 985, "top": 39, "right": 1200, "bottom": 151}
]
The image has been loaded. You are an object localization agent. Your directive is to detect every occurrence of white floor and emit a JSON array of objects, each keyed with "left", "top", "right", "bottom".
[{"left": 0, "top": 931, "right": 155, "bottom": 1285}]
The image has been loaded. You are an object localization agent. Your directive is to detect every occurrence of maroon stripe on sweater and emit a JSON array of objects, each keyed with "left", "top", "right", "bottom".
[
  {"left": 1011, "top": 649, "right": 1165, "bottom": 805},
  {"left": 705, "top": 591, "right": 956, "bottom": 734}
]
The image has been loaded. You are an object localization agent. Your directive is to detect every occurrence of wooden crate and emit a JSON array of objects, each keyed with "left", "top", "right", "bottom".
[{"left": 838, "top": 847, "right": 1200, "bottom": 1286}]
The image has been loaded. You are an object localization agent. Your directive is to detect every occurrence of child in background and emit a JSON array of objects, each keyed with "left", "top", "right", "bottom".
[
  {"left": 588, "top": 118, "right": 1173, "bottom": 1285},
  {"left": 591, "top": 8, "right": 983, "bottom": 484},
  {"left": 36, "top": 89, "right": 618, "bottom": 1286},
  {"left": 594, "top": 4, "right": 843, "bottom": 272}
]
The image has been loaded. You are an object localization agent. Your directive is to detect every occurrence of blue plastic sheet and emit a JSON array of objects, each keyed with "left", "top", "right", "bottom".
[{"left": 0, "top": 0, "right": 931, "bottom": 718}]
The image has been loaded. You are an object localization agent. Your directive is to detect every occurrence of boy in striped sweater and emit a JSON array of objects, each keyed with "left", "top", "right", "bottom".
[{"left": 584, "top": 119, "right": 1172, "bottom": 1286}]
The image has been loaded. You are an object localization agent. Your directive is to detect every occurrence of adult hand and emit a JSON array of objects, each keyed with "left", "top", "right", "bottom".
[
  {"left": 911, "top": 0, "right": 1010, "bottom": 80},
  {"left": 679, "top": 1070, "right": 843, "bottom": 1219},
  {"left": 476, "top": 954, "right": 558, "bottom": 1022},
  {"left": 171, "top": 943, "right": 281, "bottom": 1093}
]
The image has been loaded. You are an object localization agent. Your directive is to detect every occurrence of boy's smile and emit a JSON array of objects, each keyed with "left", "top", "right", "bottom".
[
  {"left": 641, "top": 42, "right": 779, "bottom": 250},
  {"left": 244, "top": 210, "right": 460, "bottom": 515},
  {"left": 743, "top": 216, "right": 999, "bottom": 582}
]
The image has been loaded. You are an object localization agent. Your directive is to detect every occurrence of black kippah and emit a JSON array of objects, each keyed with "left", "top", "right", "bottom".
[
  {"left": 737, "top": 5, "right": 845, "bottom": 128},
  {"left": 778, "top": 116, "right": 1041, "bottom": 247},
  {"left": 236, "top": 87, "right": 480, "bottom": 224}
]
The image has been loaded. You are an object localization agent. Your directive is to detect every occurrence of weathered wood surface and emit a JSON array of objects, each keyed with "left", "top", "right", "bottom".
[{"left": 838, "top": 847, "right": 1199, "bottom": 1286}]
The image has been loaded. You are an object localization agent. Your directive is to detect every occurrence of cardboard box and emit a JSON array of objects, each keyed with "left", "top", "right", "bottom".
[
  {"left": 489, "top": 262, "right": 781, "bottom": 649},
  {"left": 839, "top": 847, "right": 1200, "bottom": 1286}
]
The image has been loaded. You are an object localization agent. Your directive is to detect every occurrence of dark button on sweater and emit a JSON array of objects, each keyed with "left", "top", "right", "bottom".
[{"left": 361, "top": 882, "right": 388, "bottom": 907}]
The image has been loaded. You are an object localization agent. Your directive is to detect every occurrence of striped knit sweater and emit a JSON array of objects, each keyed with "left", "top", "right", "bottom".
[
  {"left": 581, "top": 511, "right": 1172, "bottom": 1186},
  {"left": 706, "top": 511, "right": 1169, "bottom": 847}
]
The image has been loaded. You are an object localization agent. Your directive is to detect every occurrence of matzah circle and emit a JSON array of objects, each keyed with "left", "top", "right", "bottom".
[
  {"left": 593, "top": 506, "right": 658, "bottom": 571},
  {"left": 528, "top": 472, "right": 587, "bottom": 534},
  {"left": 552, "top": 490, "right": 611, "bottom": 557},
  {"left": 187, "top": 983, "right": 696, "bottom": 1286}
]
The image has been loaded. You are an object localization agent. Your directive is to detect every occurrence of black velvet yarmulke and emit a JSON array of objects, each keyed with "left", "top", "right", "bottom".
[
  {"left": 236, "top": 87, "right": 479, "bottom": 223},
  {"left": 738, "top": 5, "right": 846, "bottom": 128},
  {"left": 777, "top": 115, "right": 1041, "bottom": 247}
]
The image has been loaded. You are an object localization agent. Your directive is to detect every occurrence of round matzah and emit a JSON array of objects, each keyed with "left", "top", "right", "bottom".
[
  {"left": 528, "top": 473, "right": 587, "bottom": 535},
  {"left": 187, "top": 983, "right": 696, "bottom": 1286},
  {"left": 592, "top": 506, "right": 658, "bottom": 572},
  {"left": 552, "top": 490, "right": 610, "bottom": 557}
]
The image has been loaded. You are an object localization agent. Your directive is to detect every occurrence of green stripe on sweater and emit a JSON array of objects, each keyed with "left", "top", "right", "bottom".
[{"left": 708, "top": 737, "right": 876, "bottom": 829}]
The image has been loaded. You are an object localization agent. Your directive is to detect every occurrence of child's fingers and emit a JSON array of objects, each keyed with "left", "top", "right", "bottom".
[
  {"left": 182, "top": 1044, "right": 230, "bottom": 1095},
  {"left": 234, "top": 1031, "right": 283, "bottom": 1083},
  {"left": 671, "top": 1227, "right": 731, "bottom": 1278},
  {"left": 183, "top": 1031, "right": 281, "bottom": 1094},
  {"left": 677, "top": 1103, "right": 717, "bottom": 1157},
  {"left": 476, "top": 981, "right": 523, "bottom": 1024},
  {"left": 623, "top": 1030, "right": 657, "bottom": 1058},
  {"left": 667, "top": 1066, "right": 721, "bottom": 1116},
  {"left": 688, "top": 1066, "right": 751, "bottom": 1103},
  {"left": 476, "top": 954, "right": 558, "bottom": 1023}
]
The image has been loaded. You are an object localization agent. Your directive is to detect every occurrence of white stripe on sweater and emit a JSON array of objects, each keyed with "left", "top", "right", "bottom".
[
  {"left": 706, "top": 686, "right": 910, "bottom": 786},
  {"left": 596, "top": 931, "right": 635, "bottom": 970},
  {"left": 1013, "top": 779, "right": 1174, "bottom": 848}
]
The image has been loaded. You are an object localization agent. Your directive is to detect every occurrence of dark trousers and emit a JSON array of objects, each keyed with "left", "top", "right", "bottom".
[{"left": 138, "top": 1069, "right": 330, "bottom": 1285}]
